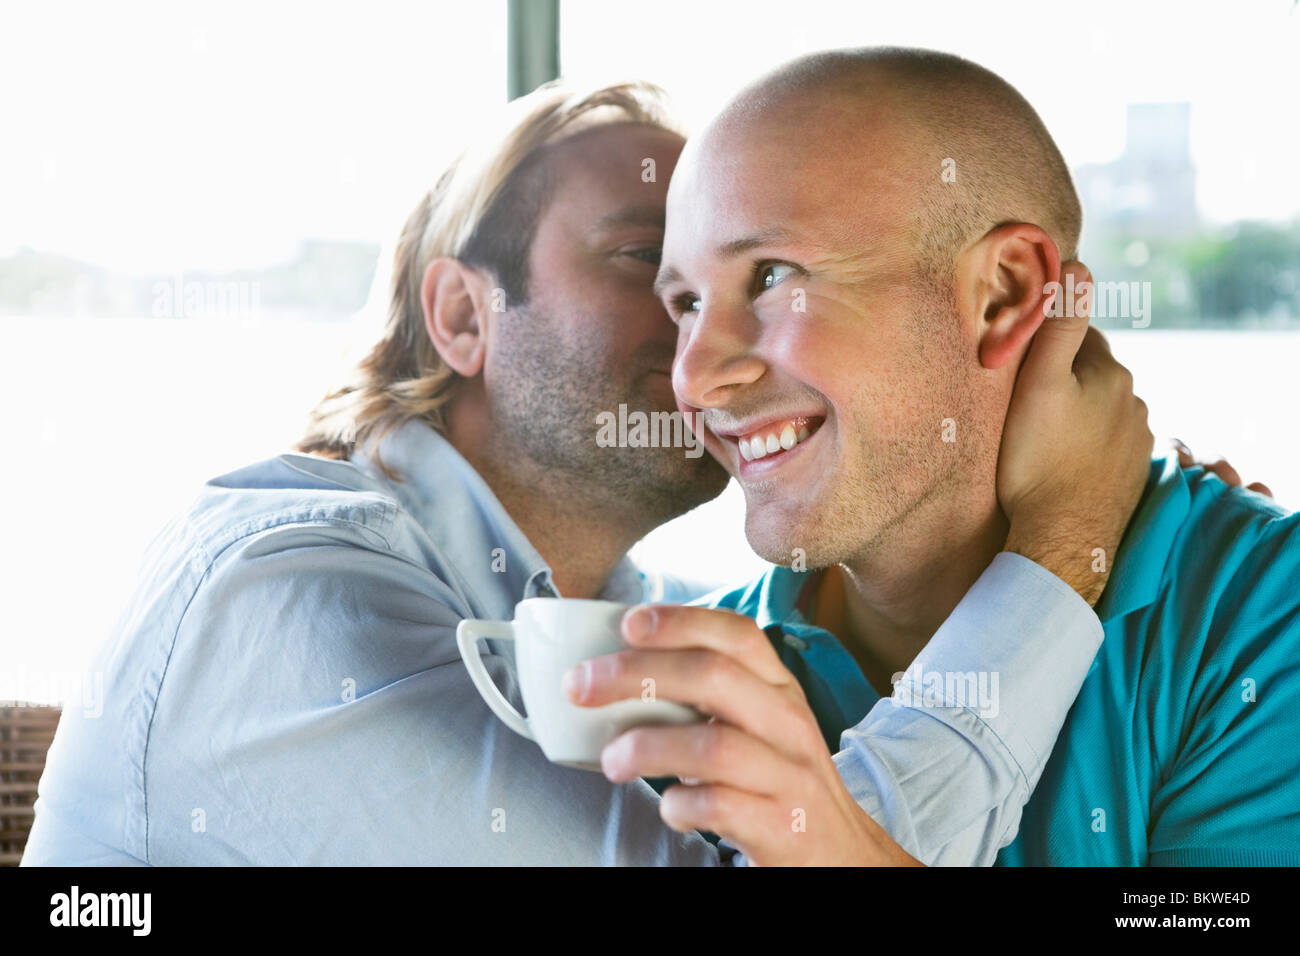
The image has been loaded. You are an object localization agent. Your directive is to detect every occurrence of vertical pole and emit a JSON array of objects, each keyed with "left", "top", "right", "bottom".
[{"left": 507, "top": 0, "right": 560, "bottom": 100}]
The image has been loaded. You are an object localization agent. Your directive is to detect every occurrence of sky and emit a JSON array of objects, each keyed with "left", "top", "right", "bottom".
[
  {"left": 562, "top": 0, "right": 1300, "bottom": 224},
  {"left": 2, "top": 0, "right": 1297, "bottom": 275},
  {"left": 0, "top": 0, "right": 506, "bottom": 271}
]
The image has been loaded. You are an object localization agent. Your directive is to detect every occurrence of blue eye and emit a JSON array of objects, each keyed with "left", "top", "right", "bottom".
[{"left": 757, "top": 262, "right": 799, "bottom": 292}]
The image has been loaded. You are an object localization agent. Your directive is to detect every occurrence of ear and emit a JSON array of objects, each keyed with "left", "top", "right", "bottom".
[
  {"left": 957, "top": 223, "right": 1062, "bottom": 371},
  {"left": 421, "top": 257, "right": 495, "bottom": 377}
]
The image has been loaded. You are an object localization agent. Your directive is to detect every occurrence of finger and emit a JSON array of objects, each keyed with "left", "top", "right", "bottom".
[
  {"left": 657, "top": 782, "right": 792, "bottom": 862},
  {"left": 1062, "top": 260, "right": 1093, "bottom": 320},
  {"left": 1170, "top": 437, "right": 1194, "bottom": 468},
  {"left": 565, "top": 647, "right": 815, "bottom": 753},
  {"left": 600, "top": 721, "right": 789, "bottom": 795},
  {"left": 621, "top": 604, "right": 796, "bottom": 687},
  {"left": 1072, "top": 329, "right": 1135, "bottom": 395},
  {"left": 1205, "top": 457, "right": 1243, "bottom": 488},
  {"left": 660, "top": 783, "right": 911, "bottom": 866},
  {"left": 1019, "top": 260, "right": 1093, "bottom": 390},
  {"left": 1070, "top": 325, "right": 1119, "bottom": 376},
  {"left": 1247, "top": 482, "right": 1274, "bottom": 498}
]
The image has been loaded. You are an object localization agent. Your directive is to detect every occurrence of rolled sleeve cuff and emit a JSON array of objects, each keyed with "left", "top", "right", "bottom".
[{"left": 891, "top": 551, "right": 1103, "bottom": 787}]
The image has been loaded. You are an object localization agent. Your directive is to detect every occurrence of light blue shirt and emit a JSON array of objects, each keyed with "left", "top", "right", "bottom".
[{"left": 23, "top": 419, "right": 1102, "bottom": 866}]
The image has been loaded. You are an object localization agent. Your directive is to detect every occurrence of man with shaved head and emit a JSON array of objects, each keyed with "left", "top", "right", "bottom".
[
  {"left": 24, "top": 56, "right": 1272, "bottom": 869},
  {"left": 25, "top": 69, "right": 1170, "bottom": 869},
  {"left": 575, "top": 47, "right": 1300, "bottom": 866}
]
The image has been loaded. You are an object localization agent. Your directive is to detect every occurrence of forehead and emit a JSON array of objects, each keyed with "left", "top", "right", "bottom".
[
  {"left": 541, "top": 122, "right": 684, "bottom": 223},
  {"left": 663, "top": 103, "right": 918, "bottom": 262}
]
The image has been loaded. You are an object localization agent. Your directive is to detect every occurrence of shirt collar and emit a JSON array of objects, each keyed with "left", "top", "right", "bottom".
[
  {"left": 745, "top": 565, "right": 814, "bottom": 630},
  {"left": 348, "top": 419, "right": 646, "bottom": 616},
  {"left": 1092, "top": 453, "right": 1188, "bottom": 623}
]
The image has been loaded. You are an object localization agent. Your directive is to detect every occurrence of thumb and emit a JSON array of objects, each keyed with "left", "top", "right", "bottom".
[{"left": 1018, "top": 260, "right": 1093, "bottom": 388}]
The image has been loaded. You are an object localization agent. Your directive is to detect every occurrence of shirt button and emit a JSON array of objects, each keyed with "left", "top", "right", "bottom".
[{"left": 782, "top": 632, "right": 809, "bottom": 652}]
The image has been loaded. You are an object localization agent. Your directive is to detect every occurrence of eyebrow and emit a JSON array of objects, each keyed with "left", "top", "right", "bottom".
[
  {"left": 653, "top": 265, "right": 683, "bottom": 298},
  {"left": 594, "top": 206, "right": 665, "bottom": 232},
  {"left": 654, "top": 227, "right": 795, "bottom": 298},
  {"left": 716, "top": 227, "right": 793, "bottom": 258}
]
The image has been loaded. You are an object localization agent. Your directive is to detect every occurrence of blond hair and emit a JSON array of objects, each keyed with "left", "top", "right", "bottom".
[{"left": 295, "top": 80, "right": 683, "bottom": 479}]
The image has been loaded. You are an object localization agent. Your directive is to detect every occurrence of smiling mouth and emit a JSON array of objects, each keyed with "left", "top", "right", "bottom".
[{"left": 718, "top": 415, "right": 825, "bottom": 462}]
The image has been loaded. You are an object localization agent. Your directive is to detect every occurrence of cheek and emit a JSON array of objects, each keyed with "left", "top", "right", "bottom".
[
  {"left": 776, "top": 331, "right": 942, "bottom": 454},
  {"left": 528, "top": 274, "right": 620, "bottom": 355},
  {"left": 761, "top": 314, "right": 881, "bottom": 413},
  {"left": 579, "top": 259, "right": 676, "bottom": 340}
]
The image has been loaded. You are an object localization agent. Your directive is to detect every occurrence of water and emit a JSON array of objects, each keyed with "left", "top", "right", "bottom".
[{"left": 1, "top": 318, "right": 1296, "bottom": 701}]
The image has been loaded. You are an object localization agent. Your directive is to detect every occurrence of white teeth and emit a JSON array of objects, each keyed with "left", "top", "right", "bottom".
[{"left": 738, "top": 420, "right": 816, "bottom": 462}]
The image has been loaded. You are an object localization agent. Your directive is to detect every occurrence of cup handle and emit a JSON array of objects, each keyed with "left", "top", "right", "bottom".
[{"left": 456, "top": 619, "right": 533, "bottom": 741}]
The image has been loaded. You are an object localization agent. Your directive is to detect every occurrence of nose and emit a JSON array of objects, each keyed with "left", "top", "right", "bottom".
[{"left": 672, "top": 301, "right": 767, "bottom": 409}]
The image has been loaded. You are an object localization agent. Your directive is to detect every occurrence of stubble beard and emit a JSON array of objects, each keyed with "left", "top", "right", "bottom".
[
  {"left": 485, "top": 304, "right": 728, "bottom": 530},
  {"left": 743, "top": 295, "right": 988, "bottom": 573}
]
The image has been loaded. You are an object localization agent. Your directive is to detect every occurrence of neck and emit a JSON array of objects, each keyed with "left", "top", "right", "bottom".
[
  {"left": 837, "top": 484, "right": 1008, "bottom": 696},
  {"left": 444, "top": 401, "right": 655, "bottom": 599},
  {"left": 474, "top": 455, "right": 649, "bottom": 599}
]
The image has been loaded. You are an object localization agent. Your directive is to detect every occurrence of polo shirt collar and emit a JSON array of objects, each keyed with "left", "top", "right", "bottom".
[
  {"left": 1092, "top": 454, "right": 1189, "bottom": 624},
  {"left": 751, "top": 564, "right": 814, "bottom": 629}
]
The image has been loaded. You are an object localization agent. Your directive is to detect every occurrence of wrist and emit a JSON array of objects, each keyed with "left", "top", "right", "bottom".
[{"left": 1003, "top": 513, "right": 1113, "bottom": 607}]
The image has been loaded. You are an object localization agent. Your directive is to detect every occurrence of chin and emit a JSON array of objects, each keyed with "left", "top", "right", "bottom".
[
  {"left": 746, "top": 493, "right": 874, "bottom": 571},
  {"left": 671, "top": 455, "right": 730, "bottom": 508},
  {"left": 745, "top": 508, "right": 818, "bottom": 568},
  {"left": 628, "top": 445, "right": 729, "bottom": 518}
]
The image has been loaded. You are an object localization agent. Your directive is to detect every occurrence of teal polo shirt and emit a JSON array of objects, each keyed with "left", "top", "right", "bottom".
[
  {"left": 999, "top": 455, "right": 1300, "bottom": 865},
  {"left": 703, "top": 454, "right": 1300, "bottom": 866}
]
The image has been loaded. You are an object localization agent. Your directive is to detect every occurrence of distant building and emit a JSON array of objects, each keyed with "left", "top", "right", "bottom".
[{"left": 1074, "top": 103, "right": 1198, "bottom": 238}]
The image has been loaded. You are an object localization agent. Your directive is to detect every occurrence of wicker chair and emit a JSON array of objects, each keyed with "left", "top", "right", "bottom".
[{"left": 0, "top": 704, "right": 62, "bottom": 865}]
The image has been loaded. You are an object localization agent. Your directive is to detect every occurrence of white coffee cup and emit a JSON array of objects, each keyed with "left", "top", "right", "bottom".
[{"left": 456, "top": 597, "right": 704, "bottom": 771}]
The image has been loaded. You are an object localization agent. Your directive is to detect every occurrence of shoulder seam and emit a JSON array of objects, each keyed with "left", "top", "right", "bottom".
[{"left": 139, "top": 503, "right": 400, "bottom": 862}]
